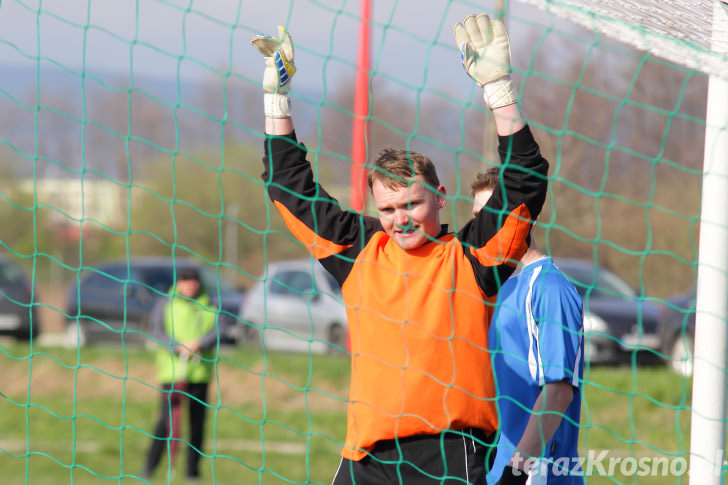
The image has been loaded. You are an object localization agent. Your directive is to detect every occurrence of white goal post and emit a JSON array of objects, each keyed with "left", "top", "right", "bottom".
[{"left": 512, "top": 1, "right": 728, "bottom": 483}]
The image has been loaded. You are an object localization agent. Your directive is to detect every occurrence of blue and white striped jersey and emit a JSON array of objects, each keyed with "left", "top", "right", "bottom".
[{"left": 487, "top": 257, "right": 585, "bottom": 485}]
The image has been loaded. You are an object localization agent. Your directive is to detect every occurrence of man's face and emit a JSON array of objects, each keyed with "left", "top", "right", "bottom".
[
  {"left": 472, "top": 188, "right": 494, "bottom": 217},
  {"left": 372, "top": 175, "right": 446, "bottom": 251},
  {"left": 177, "top": 278, "right": 201, "bottom": 299}
]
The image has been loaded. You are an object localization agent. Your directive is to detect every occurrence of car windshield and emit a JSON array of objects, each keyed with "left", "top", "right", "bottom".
[
  {"left": 266, "top": 265, "right": 341, "bottom": 297},
  {"left": 139, "top": 267, "right": 176, "bottom": 292},
  {"left": 560, "top": 262, "right": 636, "bottom": 299},
  {"left": 597, "top": 270, "right": 637, "bottom": 299},
  {"left": 139, "top": 265, "right": 234, "bottom": 294},
  {"left": 198, "top": 267, "right": 234, "bottom": 293}
]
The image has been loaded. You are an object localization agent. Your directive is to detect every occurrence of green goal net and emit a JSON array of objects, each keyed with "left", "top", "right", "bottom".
[{"left": 0, "top": 0, "right": 726, "bottom": 483}]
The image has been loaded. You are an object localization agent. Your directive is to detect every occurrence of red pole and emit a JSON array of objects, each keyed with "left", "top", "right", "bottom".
[
  {"left": 169, "top": 384, "right": 184, "bottom": 466},
  {"left": 349, "top": 0, "right": 371, "bottom": 213},
  {"left": 345, "top": 0, "right": 371, "bottom": 354}
]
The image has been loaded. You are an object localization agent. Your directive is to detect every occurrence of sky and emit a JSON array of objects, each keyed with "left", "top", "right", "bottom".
[
  {"left": 1, "top": 0, "right": 721, "bottom": 108},
  {"left": 1, "top": 0, "right": 611, "bottom": 187},
  {"left": 0, "top": 0, "right": 576, "bottom": 97}
]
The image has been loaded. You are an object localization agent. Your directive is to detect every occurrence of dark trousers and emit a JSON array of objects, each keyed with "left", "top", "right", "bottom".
[
  {"left": 332, "top": 428, "right": 496, "bottom": 485},
  {"left": 143, "top": 382, "right": 209, "bottom": 478}
]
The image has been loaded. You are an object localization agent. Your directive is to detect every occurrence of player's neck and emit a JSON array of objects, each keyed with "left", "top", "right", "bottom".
[{"left": 520, "top": 248, "right": 546, "bottom": 267}]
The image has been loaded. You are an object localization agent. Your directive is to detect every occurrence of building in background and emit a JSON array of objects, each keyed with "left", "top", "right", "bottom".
[{"left": 17, "top": 177, "right": 129, "bottom": 229}]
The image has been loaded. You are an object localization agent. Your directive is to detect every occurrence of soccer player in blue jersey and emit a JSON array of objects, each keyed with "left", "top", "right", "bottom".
[{"left": 472, "top": 169, "right": 585, "bottom": 484}]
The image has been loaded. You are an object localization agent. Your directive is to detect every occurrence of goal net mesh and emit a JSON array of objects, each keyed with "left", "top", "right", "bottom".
[{"left": 0, "top": 0, "right": 725, "bottom": 483}]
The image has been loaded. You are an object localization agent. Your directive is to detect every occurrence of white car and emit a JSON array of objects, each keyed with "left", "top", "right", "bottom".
[{"left": 239, "top": 258, "right": 348, "bottom": 355}]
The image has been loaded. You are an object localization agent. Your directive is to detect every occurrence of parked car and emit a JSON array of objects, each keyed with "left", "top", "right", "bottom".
[
  {"left": 659, "top": 287, "right": 696, "bottom": 376},
  {"left": 553, "top": 258, "right": 662, "bottom": 365},
  {"left": 64, "top": 257, "right": 244, "bottom": 347},
  {"left": 240, "top": 258, "right": 348, "bottom": 355},
  {"left": 0, "top": 253, "right": 41, "bottom": 340}
]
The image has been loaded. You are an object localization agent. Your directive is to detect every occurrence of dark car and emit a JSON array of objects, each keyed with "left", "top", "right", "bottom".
[
  {"left": 64, "top": 257, "right": 244, "bottom": 347},
  {"left": 659, "top": 287, "right": 696, "bottom": 376},
  {"left": 0, "top": 254, "right": 41, "bottom": 340},
  {"left": 554, "top": 258, "right": 662, "bottom": 365}
]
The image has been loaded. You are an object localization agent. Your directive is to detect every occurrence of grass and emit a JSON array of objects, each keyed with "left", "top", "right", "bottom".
[
  {"left": 0, "top": 341, "right": 702, "bottom": 484},
  {"left": 1, "top": 342, "right": 350, "bottom": 484},
  {"left": 578, "top": 364, "right": 694, "bottom": 484}
]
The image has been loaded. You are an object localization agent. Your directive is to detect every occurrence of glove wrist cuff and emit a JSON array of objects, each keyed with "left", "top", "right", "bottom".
[
  {"left": 484, "top": 76, "right": 518, "bottom": 110},
  {"left": 264, "top": 93, "right": 291, "bottom": 119}
]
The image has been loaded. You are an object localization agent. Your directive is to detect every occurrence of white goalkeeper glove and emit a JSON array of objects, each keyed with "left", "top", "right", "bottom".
[
  {"left": 453, "top": 14, "right": 518, "bottom": 110},
  {"left": 251, "top": 25, "right": 297, "bottom": 118}
]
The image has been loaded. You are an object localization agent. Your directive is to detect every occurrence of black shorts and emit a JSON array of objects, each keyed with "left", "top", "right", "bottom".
[{"left": 332, "top": 428, "right": 496, "bottom": 485}]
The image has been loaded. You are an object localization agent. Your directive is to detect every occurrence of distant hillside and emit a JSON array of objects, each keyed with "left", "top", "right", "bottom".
[{"left": 0, "top": 63, "right": 323, "bottom": 179}]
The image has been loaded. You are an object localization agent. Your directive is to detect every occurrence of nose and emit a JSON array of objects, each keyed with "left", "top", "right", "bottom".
[{"left": 394, "top": 209, "right": 411, "bottom": 228}]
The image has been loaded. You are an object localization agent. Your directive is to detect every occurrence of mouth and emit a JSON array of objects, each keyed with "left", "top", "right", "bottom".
[{"left": 395, "top": 227, "right": 419, "bottom": 238}]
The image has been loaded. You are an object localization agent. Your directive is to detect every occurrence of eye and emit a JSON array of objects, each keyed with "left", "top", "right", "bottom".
[{"left": 407, "top": 200, "right": 422, "bottom": 209}]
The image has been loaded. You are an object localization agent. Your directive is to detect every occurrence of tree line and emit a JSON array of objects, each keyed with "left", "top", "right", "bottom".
[{"left": 0, "top": 33, "right": 706, "bottom": 299}]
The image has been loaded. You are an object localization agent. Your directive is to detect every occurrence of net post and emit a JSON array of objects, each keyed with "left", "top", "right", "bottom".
[{"left": 689, "top": 2, "right": 728, "bottom": 483}]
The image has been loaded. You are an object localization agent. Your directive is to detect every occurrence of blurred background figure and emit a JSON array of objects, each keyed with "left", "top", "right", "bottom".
[{"left": 141, "top": 267, "right": 227, "bottom": 481}]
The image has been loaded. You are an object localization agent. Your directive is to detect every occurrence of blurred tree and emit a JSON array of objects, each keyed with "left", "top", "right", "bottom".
[
  {"left": 128, "top": 141, "right": 343, "bottom": 289},
  {"left": 0, "top": 171, "right": 55, "bottom": 274},
  {"left": 518, "top": 37, "right": 705, "bottom": 298},
  {"left": 0, "top": 38, "right": 705, "bottom": 299}
]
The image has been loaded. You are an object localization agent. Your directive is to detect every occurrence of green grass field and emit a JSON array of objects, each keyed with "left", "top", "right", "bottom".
[{"left": 0, "top": 342, "right": 697, "bottom": 484}]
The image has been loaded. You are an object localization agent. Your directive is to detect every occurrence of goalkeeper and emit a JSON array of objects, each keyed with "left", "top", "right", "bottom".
[{"left": 253, "top": 14, "right": 549, "bottom": 484}]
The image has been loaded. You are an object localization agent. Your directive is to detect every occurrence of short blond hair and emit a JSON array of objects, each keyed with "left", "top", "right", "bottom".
[{"left": 368, "top": 147, "right": 440, "bottom": 192}]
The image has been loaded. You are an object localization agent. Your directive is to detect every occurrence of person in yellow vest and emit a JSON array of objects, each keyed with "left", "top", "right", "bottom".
[{"left": 141, "top": 267, "right": 223, "bottom": 480}]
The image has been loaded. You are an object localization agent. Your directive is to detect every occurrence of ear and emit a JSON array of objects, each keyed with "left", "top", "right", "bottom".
[{"left": 436, "top": 185, "right": 447, "bottom": 209}]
